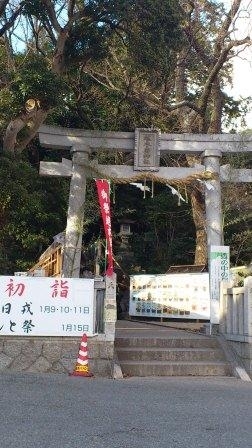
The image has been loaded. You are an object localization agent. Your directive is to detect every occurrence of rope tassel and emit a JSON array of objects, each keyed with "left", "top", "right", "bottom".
[{"left": 144, "top": 178, "right": 146, "bottom": 199}]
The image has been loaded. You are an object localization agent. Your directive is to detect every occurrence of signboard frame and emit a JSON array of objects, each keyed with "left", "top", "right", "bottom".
[
  {"left": 129, "top": 273, "right": 210, "bottom": 320},
  {"left": 209, "top": 245, "right": 230, "bottom": 324},
  {"left": 0, "top": 276, "right": 95, "bottom": 336}
]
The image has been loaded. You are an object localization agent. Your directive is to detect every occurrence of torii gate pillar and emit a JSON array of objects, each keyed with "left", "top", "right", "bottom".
[
  {"left": 203, "top": 149, "right": 223, "bottom": 249},
  {"left": 62, "top": 147, "right": 89, "bottom": 278}
]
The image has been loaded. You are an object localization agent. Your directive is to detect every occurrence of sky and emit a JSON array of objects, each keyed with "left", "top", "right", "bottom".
[{"left": 223, "top": 0, "right": 252, "bottom": 129}]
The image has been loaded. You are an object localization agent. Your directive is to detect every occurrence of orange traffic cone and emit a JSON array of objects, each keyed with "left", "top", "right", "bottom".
[{"left": 70, "top": 333, "right": 93, "bottom": 377}]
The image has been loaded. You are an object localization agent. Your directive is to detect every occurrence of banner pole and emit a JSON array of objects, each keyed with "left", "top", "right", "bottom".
[{"left": 104, "top": 239, "right": 107, "bottom": 274}]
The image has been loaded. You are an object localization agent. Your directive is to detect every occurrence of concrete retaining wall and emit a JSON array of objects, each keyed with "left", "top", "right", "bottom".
[{"left": 227, "top": 340, "right": 252, "bottom": 376}]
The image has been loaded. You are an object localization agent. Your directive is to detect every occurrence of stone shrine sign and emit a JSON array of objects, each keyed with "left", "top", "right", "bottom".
[{"left": 134, "top": 128, "right": 160, "bottom": 170}]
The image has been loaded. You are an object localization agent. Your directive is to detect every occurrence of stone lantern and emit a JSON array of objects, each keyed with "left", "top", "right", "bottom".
[{"left": 118, "top": 219, "right": 134, "bottom": 249}]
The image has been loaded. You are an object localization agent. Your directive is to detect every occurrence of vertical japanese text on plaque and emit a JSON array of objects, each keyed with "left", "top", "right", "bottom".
[{"left": 134, "top": 128, "right": 160, "bottom": 171}]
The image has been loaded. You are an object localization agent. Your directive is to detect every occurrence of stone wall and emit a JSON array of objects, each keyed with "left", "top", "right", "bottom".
[
  {"left": 0, "top": 335, "right": 114, "bottom": 377},
  {"left": 219, "top": 277, "right": 252, "bottom": 376},
  {"left": 219, "top": 277, "right": 252, "bottom": 343}
]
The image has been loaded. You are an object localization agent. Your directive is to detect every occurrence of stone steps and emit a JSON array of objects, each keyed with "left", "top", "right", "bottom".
[
  {"left": 115, "top": 334, "right": 233, "bottom": 377},
  {"left": 118, "top": 360, "right": 231, "bottom": 377},
  {"left": 117, "top": 347, "right": 225, "bottom": 362},
  {"left": 116, "top": 336, "right": 219, "bottom": 349}
]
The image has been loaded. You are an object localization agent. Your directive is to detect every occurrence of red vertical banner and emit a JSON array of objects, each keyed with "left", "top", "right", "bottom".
[{"left": 95, "top": 179, "right": 114, "bottom": 276}]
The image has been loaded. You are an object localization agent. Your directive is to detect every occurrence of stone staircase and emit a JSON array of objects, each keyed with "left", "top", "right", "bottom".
[{"left": 115, "top": 321, "right": 233, "bottom": 377}]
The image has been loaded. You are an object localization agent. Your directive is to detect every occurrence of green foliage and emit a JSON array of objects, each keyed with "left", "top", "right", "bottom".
[
  {"left": 65, "top": 21, "right": 112, "bottom": 66},
  {"left": 48, "top": 73, "right": 119, "bottom": 129},
  {"left": 222, "top": 95, "right": 252, "bottom": 132},
  {"left": 73, "top": 180, "right": 196, "bottom": 277},
  {"left": 231, "top": 266, "right": 252, "bottom": 287},
  {"left": 0, "top": 52, "right": 67, "bottom": 139},
  {"left": 111, "top": 184, "right": 195, "bottom": 274},
  {"left": 124, "top": 0, "right": 184, "bottom": 84},
  {"left": 0, "top": 154, "right": 68, "bottom": 274},
  {"left": 11, "top": 54, "right": 66, "bottom": 109},
  {"left": 23, "top": 0, "right": 50, "bottom": 21}
]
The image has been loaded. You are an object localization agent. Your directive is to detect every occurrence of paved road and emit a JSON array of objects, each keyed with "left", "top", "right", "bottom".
[{"left": 1, "top": 373, "right": 252, "bottom": 448}]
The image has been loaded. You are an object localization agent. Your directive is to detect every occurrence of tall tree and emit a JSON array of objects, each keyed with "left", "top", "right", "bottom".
[
  {"left": 78, "top": 0, "right": 251, "bottom": 265},
  {"left": 0, "top": 0, "right": 184, "bottom": 153}
]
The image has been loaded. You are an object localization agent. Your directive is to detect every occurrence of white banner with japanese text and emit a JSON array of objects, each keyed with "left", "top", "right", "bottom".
[
  {"left": 209, "top": 245, "right": 230, "bottom": 324},
  {"left": 0, "top": 276, "right": 95, "bottom": 336},
  {"left": 129, "top": 273, "right": 210, "bottom": 320}
]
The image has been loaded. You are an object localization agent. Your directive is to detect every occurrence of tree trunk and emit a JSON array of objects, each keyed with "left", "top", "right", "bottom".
[
  {"left": 3, "top": 109, "right": 48, "bottom": 154},
  {"left": 175, "top": 48, "right": 208, "bottom": 265},
  {"left": 190, "top": 189, "right": 207, "bottom": 265},
  {"left": 208, "top": 78, "right": 223, "bottom": 134}
]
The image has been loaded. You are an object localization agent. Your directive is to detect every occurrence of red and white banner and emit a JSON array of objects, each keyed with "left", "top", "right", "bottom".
[{"left": 95, "top": 179, "right": 114, "bottom": 276}]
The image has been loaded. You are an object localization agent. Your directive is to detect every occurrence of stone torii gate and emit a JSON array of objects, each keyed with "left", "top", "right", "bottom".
[{"left": 39, "top": 125, "right": 252, "bottom": 282}]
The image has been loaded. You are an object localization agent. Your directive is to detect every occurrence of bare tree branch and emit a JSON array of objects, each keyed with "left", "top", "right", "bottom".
[
  {"left": 85, "top": 69, "right": 121, "bottom": 92},
  {"left": 0, "top": 0, "right": 9, "bottom": 17},
  {"left": 42, "top": 19, "right": 57, "bottom": 46},
  {"left": 167, "top": 101, "right": 202, "bottom": 114},
  {"left": 199, "top": 36, "right": 251, "bottom": 114},
  {"left": 41, "top": 0, "right": 62, "bottom": 33},
  {"left": 214, "top": 0, "right": 242, "bottom": 57},
  {"left": 183, "top": 25, "right": 213, "bottom": 66},
  {"left": 221, "top": 0, "right": 242, "bottom": 37},
  {"left": 0, "top": 2, "right": 24, "bottom": 37},
  {"left": 52, "top": 27, "right": 70, "bottom": 73},
  {"left": 67, "top": 0, "right": 76, "bottom": 19}
]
